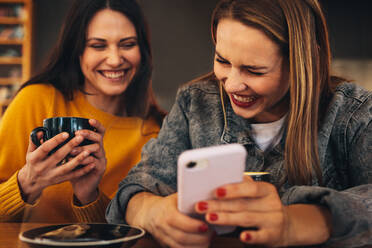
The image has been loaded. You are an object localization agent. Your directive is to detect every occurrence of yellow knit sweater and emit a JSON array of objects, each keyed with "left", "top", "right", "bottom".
[{"left": 0, "top": 84, "right": 160, "bottom": 223}]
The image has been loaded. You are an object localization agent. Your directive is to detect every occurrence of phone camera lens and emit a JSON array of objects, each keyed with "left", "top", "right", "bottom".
[{"left": 186, "top": 161, "right": 197, "bottom": 169}]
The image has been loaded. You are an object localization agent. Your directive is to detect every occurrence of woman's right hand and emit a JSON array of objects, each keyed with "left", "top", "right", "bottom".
[
  {"left": 127, "top": 192, "right": 213, "bottom": 248},
  {"left": 17, "top": 132, "right": 95, "bottom": 204}
]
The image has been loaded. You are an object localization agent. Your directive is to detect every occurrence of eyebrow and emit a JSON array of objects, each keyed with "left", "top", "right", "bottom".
[
  {"left": 215, "top": 51, "right": 268, "bottom": 70},
  {"left": 86, "top": 36, "right": 138, "bottom": 42}
]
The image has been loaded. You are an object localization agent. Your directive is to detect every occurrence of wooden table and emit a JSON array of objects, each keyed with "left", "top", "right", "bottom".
[
  {"left": 1, "top": 222, "right": 371, "bottom": 248},
  {"left": 0, "top": 222, "right": 251, "bottom": 248}
]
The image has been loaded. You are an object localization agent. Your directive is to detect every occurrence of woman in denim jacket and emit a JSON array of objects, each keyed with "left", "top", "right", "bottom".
[{"left": 106, "top": 0, "right": 371, "bottom": 247}]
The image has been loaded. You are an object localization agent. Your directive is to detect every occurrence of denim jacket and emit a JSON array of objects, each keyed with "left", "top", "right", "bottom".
[{"left": 106, "top": 80, "right": 371, "bottom": 247}]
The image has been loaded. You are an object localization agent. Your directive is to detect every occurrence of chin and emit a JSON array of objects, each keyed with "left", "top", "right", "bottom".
[
  {"left": 105, "top": 84, "right": 130, "bottom": 95},
  {"left": 232, "top": 107, "right": 257, "bottom": 120}
]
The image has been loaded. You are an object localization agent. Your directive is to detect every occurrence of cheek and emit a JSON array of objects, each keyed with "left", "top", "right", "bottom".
[
  {"left": 255, "top": 76, "right": 288, "bottom": 96},
  {"left": 262, "top": 81, "right": 289, "bottom": 107},
  {"left": 126, "top": 48, "right": 141, "bottom": 67},
  {"left": 80, "top": 53, "right": 96, "bottom": 72}
]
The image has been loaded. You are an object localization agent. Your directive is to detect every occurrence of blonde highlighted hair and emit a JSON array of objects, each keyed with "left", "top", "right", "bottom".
[{"left": 202, "top": 0, "right": 341, "bottom": 185}]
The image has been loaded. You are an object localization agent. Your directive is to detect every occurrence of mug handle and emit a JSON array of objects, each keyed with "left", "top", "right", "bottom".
[{"left": 30, "top": 127, "right": 48, "bottom": 146}]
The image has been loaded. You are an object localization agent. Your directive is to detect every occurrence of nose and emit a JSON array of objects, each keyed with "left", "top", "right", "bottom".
[
  {"left": 223, "top": 68, "right": 247, "bottom": 92},
  {"left": 106, "top": 47, "right": 123, "bottom": 67}
]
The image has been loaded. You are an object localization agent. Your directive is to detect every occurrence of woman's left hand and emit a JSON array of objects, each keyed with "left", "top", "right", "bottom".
[
  {"left": 195, "top": 176, "right": 332, "bottom": 247},
  {"left": 195, "top": 176, "right": 288, "bottom": 247},
  {"left": 70, "top": 119, "right": 107, "bottom": 205}
]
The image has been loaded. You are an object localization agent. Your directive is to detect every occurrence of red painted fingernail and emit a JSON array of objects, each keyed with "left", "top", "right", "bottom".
[
  {"left": 197, "top": 201, "right": 208, "bottom": 211},
  {"left": 216, "top": 187, "right": 226, "bottom": 197},
  {"left": 245, "top": 233, "right": 252, "bottom": 241},
  {"left": 198, "top": 224, "right": 208, "bottom": 233},
  {"left": 209, "top": 213, "right": 218, "bottom": 221}
]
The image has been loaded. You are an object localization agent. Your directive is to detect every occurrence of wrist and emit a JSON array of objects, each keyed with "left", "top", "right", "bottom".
[
  {"left": 17, "top": 168, "right": 42, "bottom": 204},
  {"left": 284, "top": 204, "right": 332, "bottom": 246},
  {"left": 126, "top": 192, "right": 162, "bottom": 228},
  {"left": 74, "top": 189, "right": 99, "bottom": 206}
]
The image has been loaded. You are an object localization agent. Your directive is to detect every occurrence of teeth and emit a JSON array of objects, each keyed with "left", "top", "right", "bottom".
[
  {"left": 233, "top": 94, "right": 256, "bottom": 103},
  {"left": 101, "top": 70, "right": 125, "bottom": 79}
]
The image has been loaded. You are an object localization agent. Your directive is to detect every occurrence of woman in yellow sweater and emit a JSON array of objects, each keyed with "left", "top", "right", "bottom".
[{"left": 0, "top": 0, "right": 165, "bottom": 223}]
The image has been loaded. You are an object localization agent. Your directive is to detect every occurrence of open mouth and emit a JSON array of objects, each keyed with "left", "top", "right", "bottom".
[
  {"left": 231, "top": 93, "right": 259, "bottom": 107},
  {"left": 99, "top": 69, "right": 128, "bottom": 80}
]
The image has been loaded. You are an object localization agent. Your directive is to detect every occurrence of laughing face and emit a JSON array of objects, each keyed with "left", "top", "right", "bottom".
[
  {"left": 80, "top": 9, "right": 141, "bottom": 108},
  {"left": 214, "top": 19, "right": 289, "bottom": 123}
]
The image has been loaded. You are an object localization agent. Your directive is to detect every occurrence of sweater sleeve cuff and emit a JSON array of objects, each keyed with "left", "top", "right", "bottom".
[
  {"left": 0, "top": 171, "right": 27, "bottom": 221},
  {"left": 71, "top": 190, "right": 111, "bottom": 223}
]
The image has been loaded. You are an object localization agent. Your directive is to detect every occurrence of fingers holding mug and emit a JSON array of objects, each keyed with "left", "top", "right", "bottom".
[
  {"left": 75, "top": 119, "right": 105, "bottom": 144},
  {"left": 75, "top": 119, "right": 105, "bottom": 158},
  {"left": 53, "top": 150, "right": 96, "bottom": 181},
  {"left": 19, "top": 133, "right": 81, "bottom": 204},
  {"left": 28, "top": 132, "right": 70, "bottom": 162},
  {"left": 89, "top": 119, "right": 105, "bottom": 136},
  {"left": 45, "top": 134, "right": 86, "bottom": 164},
  {"left": 30, "top": 117, "right": 99, "bottom": 162}
]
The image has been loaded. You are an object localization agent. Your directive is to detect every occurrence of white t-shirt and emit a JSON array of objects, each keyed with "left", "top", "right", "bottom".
[{"left": 250, "top": 115, "right": 287, "bottom": 151}]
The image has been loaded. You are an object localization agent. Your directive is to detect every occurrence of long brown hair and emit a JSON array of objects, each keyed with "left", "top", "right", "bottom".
[
  {"left": 203, "top": 0, "right": 342, "bottom": 185},
  {"left": 21, "top": 0, "right": 165, "bottom": 125}
]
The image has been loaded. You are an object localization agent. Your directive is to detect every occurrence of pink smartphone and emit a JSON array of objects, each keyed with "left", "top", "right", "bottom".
[{"left": 177, "top": 144, "right": 246, "bottom": 234}]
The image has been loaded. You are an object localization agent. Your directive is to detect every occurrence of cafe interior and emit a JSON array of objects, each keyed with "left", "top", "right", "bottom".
[{"left": 0, "top": 0, "right": 371, "bottom": 247}]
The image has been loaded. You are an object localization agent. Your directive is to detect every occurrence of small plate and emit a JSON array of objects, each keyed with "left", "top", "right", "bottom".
[{"left": 19, "top": 223, "right": 145, "bottom": 248}]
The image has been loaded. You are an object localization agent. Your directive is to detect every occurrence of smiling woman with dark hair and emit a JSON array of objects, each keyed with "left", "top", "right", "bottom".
[{"left": 0, "top": 0, "right": 165, "bottom": 223}]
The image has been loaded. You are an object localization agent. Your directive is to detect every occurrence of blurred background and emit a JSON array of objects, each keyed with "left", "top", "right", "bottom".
[{"left": 9, "top": 0, "right": 372, "bottom": 112}]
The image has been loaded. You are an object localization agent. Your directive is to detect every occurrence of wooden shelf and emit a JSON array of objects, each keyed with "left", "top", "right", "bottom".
[
  {"left": 0, "top": 38, "right": 23, "bottom": 44},
  {"left": 0, "top": 56, "right": 22, "bottom": 64},
  {"left": 0, "top": 16, "right": 24, "bottom": 24},
  {"left": 0, "top": 76, "right": 21, "bottom": 84},
  {"left": 0, "top": 0, "right": 32, "bottom": 118}
]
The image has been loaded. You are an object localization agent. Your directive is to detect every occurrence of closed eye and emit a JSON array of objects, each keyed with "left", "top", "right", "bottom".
[
  {"left": 243, "top": 68, "right": 265, "bottom": 76},
  {"left": 216, "top": 58, "right": 265, "bottom": 75},
  {"left": 86, "top": 38, "right": 107, "bottom": 50},
  {"left": 89, "top": 43, "right": 106, "bottom": 50},
  {"left": 119, "top": 41, "right": 138, "bottom": 49},
  {"left": 215, "top": 57, "right": 230, "bottom": 65}
]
